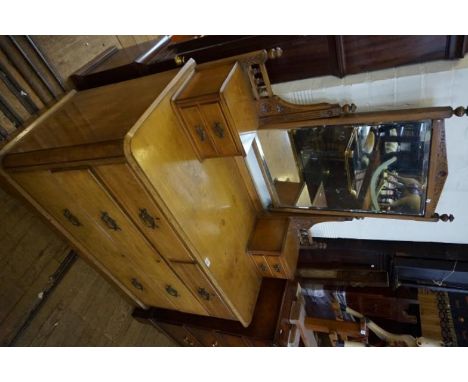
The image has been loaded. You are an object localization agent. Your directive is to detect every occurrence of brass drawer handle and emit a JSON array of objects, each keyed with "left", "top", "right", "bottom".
[
  {"left": 165, "top": 284, "right": 179, "bottom": 297},
  {"left": 195, "top": 125, "right": 206, "bottom": 142},
  {"left": 212, "top": 122, "right": 225, "bottom": 138},
  {"left": 259, "top": 263, "right": 267, "bottom": 273},
  {"left": 197, "top": 287, "right": 211, "bottom": 301},
  {"left": 63, "top": 209, "right": 81, "bottom": 226},
  {"left": 272, "top": 264, "right": 282, "bottom": 273},
  {"left": 138, "top": 208, "right": 159, "bottom": 229},
  {"left": 131, "top": 278, "right": 143, "bottom": 291},
  {"left": 101, "top": 211, "right": 120, "bottom": 231},
  {"left": 183, "top": 335, "right": 195, "bottom": 346}
]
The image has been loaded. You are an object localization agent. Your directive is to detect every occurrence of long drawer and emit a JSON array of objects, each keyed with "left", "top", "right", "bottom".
[
  {"left": 12, "top": 168, "right": 206, "bottom": 315},
  {"left": 94, "top": 163, "right": 195, "bottom": 262},
  {"left": 170, "top": 262, "right": 234, "bottom": 320}
]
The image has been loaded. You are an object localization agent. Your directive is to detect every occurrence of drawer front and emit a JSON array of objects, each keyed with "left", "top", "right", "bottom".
[
  {"left": 158, "top": 323, "right": 201, "bottom": 347},
  {"left": 13, "top": 169, "right": 207, "bottom": 315},
  {"left": 12, "top": 170, "right": 174, "bottom": 309},
  {"left": 52, "top": 168, "right": 206, "bottom": 315},
  {"left": 186, "top": 326, "right": 221, "bottom": 347},
  {"left": 198, "top": 102, "right": 240, "bottom": 156},
  {"left": 179, "top": 106, "right": 217, "bottom": 158},
  {"left": 265, "top": 256, "right": 289, "bottom": 279},
  {"left": 170, "top": 262, "right": 234, "bottom": 320},
  {"left": 215, "top": 333, "right": 249, "bottom": 347},
  {"left": 94, "top": 164, "right": 194, "bottom": 262},
  {"left": 251, "top": 255, "right": 273, "bottom": 277}
]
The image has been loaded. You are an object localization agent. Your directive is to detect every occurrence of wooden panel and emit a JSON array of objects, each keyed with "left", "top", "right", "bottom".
[
  {"left": 178, "top": 105, "right": 217, "bottom": 158},
  {"left": 8, "top": 70, "right": 178, "bottom": 154},
  {"left": 342, "top": 36, "right": 450, "bottom": 75},
  {"left": 215, "top": 332, "right": 249, "bottom": 346},
  {"left": 157, "top": 322, "right": 201, "bottom": 346},
  {"left": 126, "top": 60, "right": 262, "bottom": 327},
  {"left": 248, "top": 217, "right": 289, "bottom": 254},
  {"left": 220, "top": 61, "right": 258, "bottom": 134},
  {"left": 94, "top": 163, "right": 194, "bottom": 262},
  {"left": 186, "top": 326, "right": 220, "bottom": 347},
  {"left": 199, "top": 102, "right": 239, "bottom": 156},
  {"left": 170, "top": 262, "right": 234, "bottom": 319}
]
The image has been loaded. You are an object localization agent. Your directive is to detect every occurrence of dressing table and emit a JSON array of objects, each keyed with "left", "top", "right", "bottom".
[{"left": 1, "top": 50, "right": 464, "bottom": 345}]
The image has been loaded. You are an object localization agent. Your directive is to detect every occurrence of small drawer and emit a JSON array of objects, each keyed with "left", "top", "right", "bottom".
[
  {"left": 265, "top": 256, "right": 288, "bottom": 279},
  {"left": 179, "top": 106, "right": 217, "bottom": 158},
  {"left": 158, "top": 323, "right": 201, "bottom": 347},
  {"left": 171, "top": 262, "right": 234, "bottom": 320},
  {"left": 251, "top": 255, "right": 273, "bottom": 277},
  {"left": 199, "top": 102, "right": 240, "bottom": 156}
]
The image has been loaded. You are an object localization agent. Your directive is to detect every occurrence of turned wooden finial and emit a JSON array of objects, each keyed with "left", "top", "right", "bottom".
[
  {"left": 267, "top": 47, "right": 283, "bottom": 60},
  {"left": 453, "top": 106, "right": 467, "bottom": 117},
  {"left": 433, "top": 213, "right": 455, "bottom": 222},
  {"left": 342, "top": 103, "right": 357, "bottom": 114}
]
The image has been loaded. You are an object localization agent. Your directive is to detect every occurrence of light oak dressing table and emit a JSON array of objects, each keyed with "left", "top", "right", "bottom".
[{"left": 1, "top": 50, "right": 464, "bottom": 344}]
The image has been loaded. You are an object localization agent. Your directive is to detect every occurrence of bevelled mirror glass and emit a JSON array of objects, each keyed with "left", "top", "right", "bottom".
[{"left": 256, "top": 120, "right": 432, "bottom": 216}]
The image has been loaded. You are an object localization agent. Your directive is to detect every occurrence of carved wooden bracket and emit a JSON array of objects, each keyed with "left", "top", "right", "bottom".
[{"left": 257, "top": 96, "right": 356, "bottom": 127}]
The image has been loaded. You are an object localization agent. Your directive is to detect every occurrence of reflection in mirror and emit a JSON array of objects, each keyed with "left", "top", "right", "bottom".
[{"left": 256, "top": 121, "right": 432, "bottom": 216}]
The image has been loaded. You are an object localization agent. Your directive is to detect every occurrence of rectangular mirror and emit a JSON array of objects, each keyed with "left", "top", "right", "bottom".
[{"left": 256, "top": 120, "right": 433, "bottom": 216}]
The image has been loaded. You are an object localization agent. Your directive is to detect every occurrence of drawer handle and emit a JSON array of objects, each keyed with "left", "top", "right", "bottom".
[
  {"left": 212, "top": 122, "right": 225, "bottom": 139},
  {"left": 101, "top": 211, "right": 120, "bottom": 231},
  {"left": 259, "top": 263, "right": 267, "bottom": 273},
  {"left": 183, "top": 336, "right": 195, "bottom": 346},
  {"left": 272, "top": 264, "right": 282, "bottom": 273},
  {"left": 197, "top": 287, "right": 211, "bottom": 301},
  {"left": 165, "top": 284, "right": 179, "bottom": 297},
  {"left": 63, "top": 209, "right": 81, "bottom": 226},
  {"left": 131, "top": 278, "right": 143, "bottom": 291},
  {"left": 138, "top": 208, "right": 159, "bottom": 229},
  {"left": 195, "top": 125, "right": 206, "bottom": 142}
]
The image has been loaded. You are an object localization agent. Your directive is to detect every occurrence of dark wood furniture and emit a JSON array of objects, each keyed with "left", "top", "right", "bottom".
[
  {"left": 70, "top": 35, "right": 468, "bottom": 90},
  {"left": 133, "top": 278, "right": 309, "bottom": 347}
]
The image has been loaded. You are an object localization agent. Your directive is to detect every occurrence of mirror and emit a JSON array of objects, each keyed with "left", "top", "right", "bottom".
[{"left": 256, "top": 120, "right": 433, "bottom": 216}]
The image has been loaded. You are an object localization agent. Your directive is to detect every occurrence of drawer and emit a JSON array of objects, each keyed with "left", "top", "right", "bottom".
[
  {"left": 265, "top": 256, "right": 289, "bottom": 279},
  {"left": 95, "top": 163, "right": 194, "bottom": 262},
  {"left": 12, "top": 170, "right": 175, "bottom": 310},
  {"left": 251, "top": 255, "right": 273, "bottom": 277},
  {"left": 178, "top": 105, "right": 217, "bottom": 158},
  {"left": 13, "top": 169, "right": 207, "bottom": 315},
  {"left": 215, "top": 333, "right": 249, "bottom": 347},
  {"left": 198, "top": 102, "right": 240, "bottom": 156},
  {"left": 186, "top": 326, "right": 221, "bottom": 347},
  {"left": 171, "top": 262, "right": 234, "bottom": 320},
  {"left": 158, "top": 323, "right": 201, "bottom": 347}
]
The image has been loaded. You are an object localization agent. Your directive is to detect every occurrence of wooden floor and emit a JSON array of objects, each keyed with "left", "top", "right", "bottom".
[{"left": 0, "top": 187, "right": 175, "bottom": 346}]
